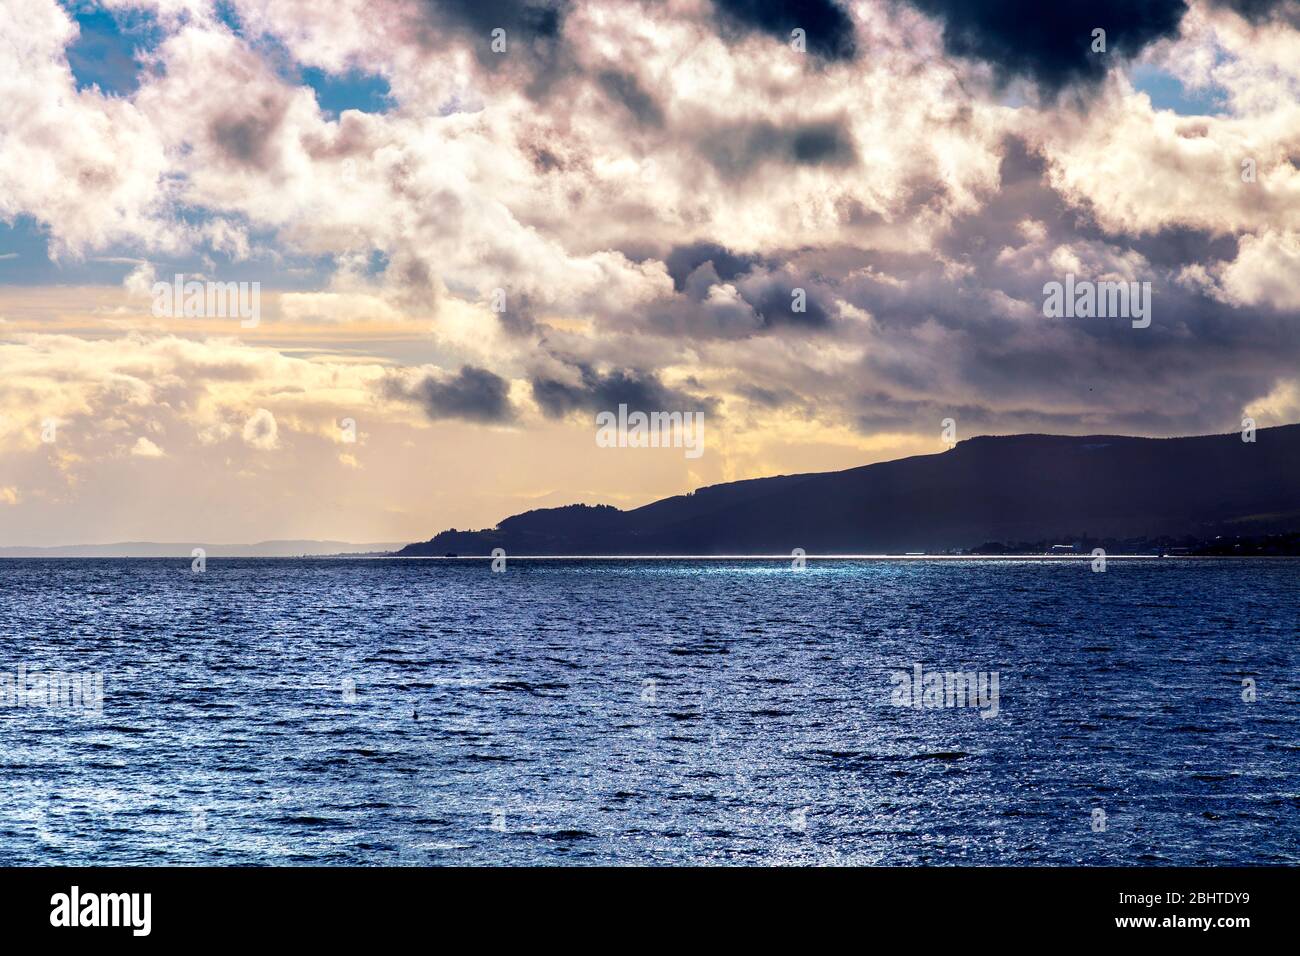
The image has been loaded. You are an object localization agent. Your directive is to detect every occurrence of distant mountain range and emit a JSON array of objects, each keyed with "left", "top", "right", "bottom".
[
  {"left": 0, "top": 540, "right": 406, "bottom": 558},
  {"left": 397, "top": 424, "right": 1300, "bottom": 556}
]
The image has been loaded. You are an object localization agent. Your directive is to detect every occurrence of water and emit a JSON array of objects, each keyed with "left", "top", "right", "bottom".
[{"left": 0, "top": 558, "right": 1296, "bottom": 865}]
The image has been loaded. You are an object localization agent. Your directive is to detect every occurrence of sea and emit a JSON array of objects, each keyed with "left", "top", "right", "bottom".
[{"left": 0, "top": 557, "right": 1296, "bottom": 865}]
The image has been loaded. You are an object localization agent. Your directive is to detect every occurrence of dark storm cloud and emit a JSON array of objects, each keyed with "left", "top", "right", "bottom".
[
  {"left": 530, "top": 363, "right": 715, "bottom": 418},
  {"left": 712, "top": 0, "right": 857, "bottom": 60},
  {"left": 938, "top": 137, "right": 1240, "bottom": 277},
  {"left": 843, "top": 275, "right": 1300, "bottom": 439},
  {"left": 384, "top": 365, "right": 515, "bottom": 423},
  {"left": 638, "top": 265, "right": 767, "bottom": 337},
  {"left": 1125, "top": 227, "right": 1240, "bottom": 271},
  {"left": 596, "top": 70, "right": 665, "bottom": 128},
  {"left": 934, "top": 136, "right": 1092, "bottom": 270},
  {"left": 700, "top": 118, "right": 858, "bottom": 178},
  {"left": 424, "top": 0, "right": 565, "bottom": 38},
  {"left": 828, "top": 134, "right": 1300, "bottom": 437},
  {"left": 568, "top": 129, "right": 1298, "bottom": 438},
  {"left": 627, "top": 259, "right": 837, "bottom": 338},
  {"left": 664, "top": 242, "right": 763, "bottom": 292},
  {"left": 737, "top": 272, "right": 834, "bottom": 329},
  {"left": 905, "top": 0, "right": 1188, "bottom": 92}
]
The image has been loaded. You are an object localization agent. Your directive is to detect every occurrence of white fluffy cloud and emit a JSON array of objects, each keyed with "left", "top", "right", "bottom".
[
  {"left": 0, "top": 0, "right": 175, "bottom": 258},
  {"left": 131, "top": 436, "right": 166, "bottom": 457},
  {"left": 1211, "top": 229, "right": 1300, "bottom": 310}
]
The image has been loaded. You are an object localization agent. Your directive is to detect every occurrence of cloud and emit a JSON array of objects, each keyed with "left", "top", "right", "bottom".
[
  {"left": 732, "top": 269, "right": 836, "bottom": 330},
  {"left": 0, "top": 0, "right": 174, "bottom": 258},
  {"left": 664, "top": 242, "right": 763, "bottom": 293},
  {"left": 242, "top": 408, "right": 280, "bottom": 449},
  {"left": 130, "top": 436, "right": 166, "bottom": 458},
  {"left": 1206, "top": 229, "right": 1300, "bottom": 309},
  {"left": 1211, "top": 0, "right": 1300, "bottom": 26},
  {"left": 595, "top": 69, "right": 665, "bottom": 128},
  {"left": 712, "top": 0, "right": 857, "bottom": 61},
  {"left": 908, "top": 0, "right": 1189, "bottom": 92},
  {"left": 123, "top": 261, "right": 157, "bottom": 298},
  {"left": 530, "top": 362, "right": 714, "bottom": 418},
  {"left": 384, "top": 365, "right": 516, "bottom": 423},
  {"left": 698, "top": 117, "right": 859, "bottom": 179}
]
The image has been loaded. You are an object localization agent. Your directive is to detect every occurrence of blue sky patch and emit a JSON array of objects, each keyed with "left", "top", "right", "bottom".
[
  {"left": 1130, "top": 63, "right": 1227, "bottom": 116},
  {"left": 63, "top": 3, "right": 164, "bottom": 96},
  {"left": 301, "top": 67, "right": 393, "bottom": 117},
  {"left": 212, "top": 2, "right": 393, "bottom": 118},
  {"left": 0, "top": 214, "right": 340, "bottom": 289},
  {"left": 0, "top": 216, "right": 136, "bottom": 285}
]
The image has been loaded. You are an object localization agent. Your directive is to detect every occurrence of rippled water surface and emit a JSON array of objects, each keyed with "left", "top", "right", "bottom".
[{"left": 0, "top": 558, "right": 1296, "bottom": 865}]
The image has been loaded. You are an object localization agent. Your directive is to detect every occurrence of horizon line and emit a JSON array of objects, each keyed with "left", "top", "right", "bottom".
[{"left": 5, "top": 554, "right": 1299, "bottom": 561}]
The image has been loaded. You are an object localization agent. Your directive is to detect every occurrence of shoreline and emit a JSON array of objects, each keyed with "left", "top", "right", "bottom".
[{"left": 4, "top": 553, "right": 1300, "bottom": 561}]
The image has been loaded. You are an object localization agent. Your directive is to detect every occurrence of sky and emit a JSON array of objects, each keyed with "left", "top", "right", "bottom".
[{"left": 1, "top": 0, "right": 1298, "bottom": 546}]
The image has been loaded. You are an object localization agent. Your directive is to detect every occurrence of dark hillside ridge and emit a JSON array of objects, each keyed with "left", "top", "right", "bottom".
[{"left": 398, "top": 424, "right": 1300, "bottom": 555}]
